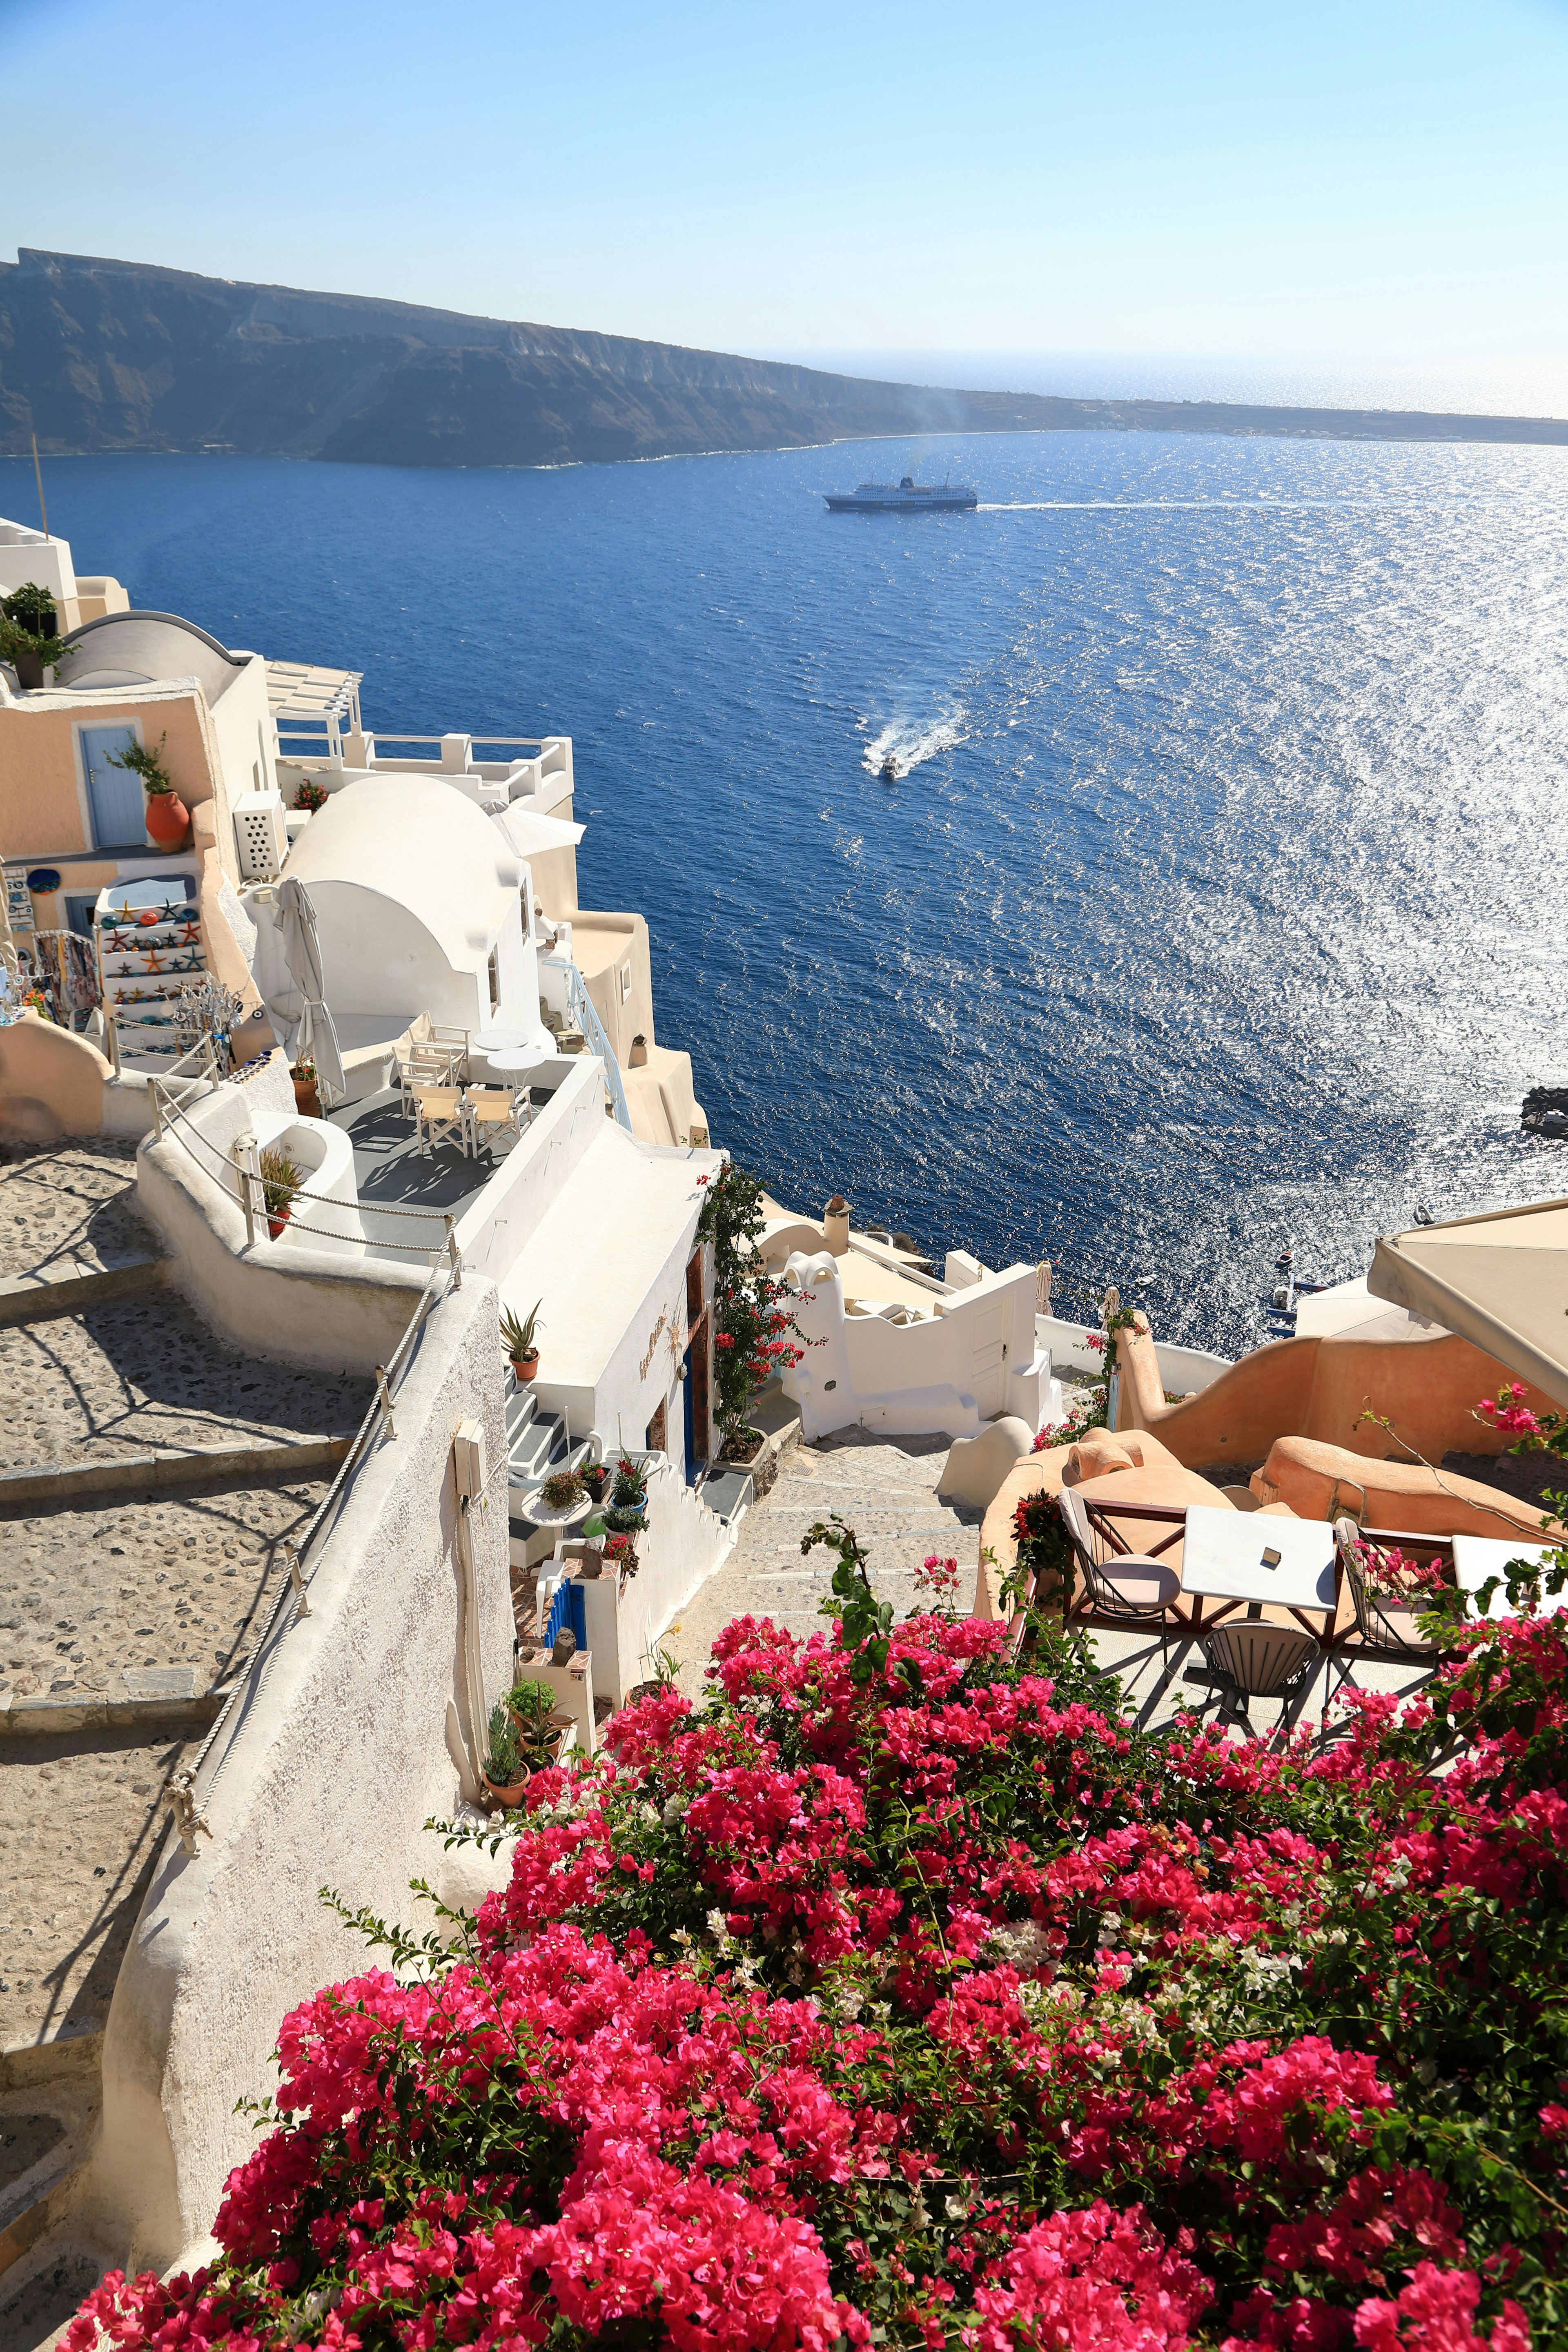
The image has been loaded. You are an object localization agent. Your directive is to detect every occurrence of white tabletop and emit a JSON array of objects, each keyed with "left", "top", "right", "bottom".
[
  {"left": 1452, "top": 1535, "right": 1558, "bottom": 1622},
  {"left": 473, "top": 1026, "right": 530, "bottom": 1051},
  {"left": 1180, "top": 1505, "right": 1337, "bottom": 1611},
  {"left": 484, "top": 1047, "right": 540, "bottom": 1074}
]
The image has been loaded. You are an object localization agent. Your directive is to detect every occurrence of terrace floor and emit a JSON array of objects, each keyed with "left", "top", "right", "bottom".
[{"left": 326, "top": 1088, "right": 512, "bottom": 1259}]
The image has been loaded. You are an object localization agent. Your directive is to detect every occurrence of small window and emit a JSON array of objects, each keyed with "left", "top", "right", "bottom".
[{"left": 487, "top": 947, "right": 501, "bottom": 1014}]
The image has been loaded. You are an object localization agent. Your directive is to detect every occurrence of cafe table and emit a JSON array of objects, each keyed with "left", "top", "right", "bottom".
[
  {"left": 1451, "top": 1535, "right": 1559, "bottom": 1623},
  {"left": 1179, "top": 1505, "right": 1339, "bottom": 1639}
]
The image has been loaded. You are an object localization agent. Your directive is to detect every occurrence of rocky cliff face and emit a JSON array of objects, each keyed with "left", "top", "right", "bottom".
[{"left": 2, "top": 250, "right": 1563, "bottom": 468}]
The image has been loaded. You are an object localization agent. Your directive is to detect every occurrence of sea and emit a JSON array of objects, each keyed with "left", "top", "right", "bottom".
[{"left": 5, "top": 412, "right": 1567, "bottom": 1358}]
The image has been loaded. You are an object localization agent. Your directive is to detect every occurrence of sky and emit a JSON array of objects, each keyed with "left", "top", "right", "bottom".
[{"left": 2, "top": 0, "right": 1566, "bottom": 374}]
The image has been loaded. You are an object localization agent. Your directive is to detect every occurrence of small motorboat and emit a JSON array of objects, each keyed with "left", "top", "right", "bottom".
[{"left": 880, "top": 752, "right": 899, "bottom": 781}]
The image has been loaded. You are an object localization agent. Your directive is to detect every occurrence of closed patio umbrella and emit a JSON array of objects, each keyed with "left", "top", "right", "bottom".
[{"left": 274, "top": 875, "right": 345, "bottom": 1107}]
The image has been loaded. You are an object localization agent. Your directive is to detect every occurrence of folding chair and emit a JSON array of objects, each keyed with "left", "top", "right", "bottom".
[
  {"left": 1058, "top": 1488, "right": 1183, "bottom": 1665},
  {"left": 413, "top": 1087, "right": 468, "bottom": 1156},
  {"left": 465, "top": 1086, "right": 527, "bottom": 1154}
]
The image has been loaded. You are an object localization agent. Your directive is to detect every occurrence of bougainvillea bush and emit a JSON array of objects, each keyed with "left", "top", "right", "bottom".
[{"left": 72, "top": 1535, "right": 1568, "bottom": 2352}]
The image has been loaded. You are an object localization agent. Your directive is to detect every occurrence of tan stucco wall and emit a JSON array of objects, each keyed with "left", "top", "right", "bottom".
[
  {"left": 0, "top": 1006, "right": 109, "bottom": 1139},
  {"left": 1253, "top": 1435, "right": 1566, "bottom": 1542},
  {"left": 0, "top": 688, "right": 217, "bottom": 861},
  {"left": 1111, "top": 1314, "right": 1548, "bottom": 1470}
]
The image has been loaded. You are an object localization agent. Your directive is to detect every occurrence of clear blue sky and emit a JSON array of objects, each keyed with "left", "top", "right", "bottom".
[{"left": 3, "top": 0, "right": 1565, "bottom": 365}]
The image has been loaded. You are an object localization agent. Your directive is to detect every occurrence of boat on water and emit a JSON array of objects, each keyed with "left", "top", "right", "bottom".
[{"left": 824, "top": 474, "right": 978, "bottom": 513}]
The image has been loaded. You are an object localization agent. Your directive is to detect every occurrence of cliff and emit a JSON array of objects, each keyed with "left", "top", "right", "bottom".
[{"left": 3, "top": 250, "right": 1564, "bottom": 468}]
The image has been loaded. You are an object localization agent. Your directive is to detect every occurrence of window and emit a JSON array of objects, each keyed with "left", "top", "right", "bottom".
[{"left": 487, "top": 947, "right": 501, "bottom": 1014}]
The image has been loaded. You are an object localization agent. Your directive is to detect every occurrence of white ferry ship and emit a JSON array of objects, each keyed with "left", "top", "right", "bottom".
[{"left": 823, "top": 474, "right": 978, "bottom": 513}]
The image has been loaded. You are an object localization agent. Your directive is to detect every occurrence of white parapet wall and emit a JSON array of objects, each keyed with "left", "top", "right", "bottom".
[
  {"left": 85, "top": 1278, "right": 514, "bottom": 2277},
  {"left": 136, "top": 1062, "right": 432, "bottom": 1372},
  {"left": 782, "top": 1252, "right": 1041, "bottom": 1442},
  {"left": 553, "top": 1455, "right": 736, "bottom": 1708},
  {"left": 1036, "top": 1314, "right": 1232, "bottom": 1398}
]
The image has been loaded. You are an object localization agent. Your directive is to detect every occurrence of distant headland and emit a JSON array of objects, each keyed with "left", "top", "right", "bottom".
[{"left": 3, "top": 248, "right": 1564, "bottom": 470}]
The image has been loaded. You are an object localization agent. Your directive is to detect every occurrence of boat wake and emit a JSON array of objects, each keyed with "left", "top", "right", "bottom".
[{"left": 863, "top": 704, "right": 968, "bottom": 778}]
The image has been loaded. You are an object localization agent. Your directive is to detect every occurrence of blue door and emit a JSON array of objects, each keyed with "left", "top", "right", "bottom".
[{"left": 80, "top": 726, "right": 144, "bottom": 847}]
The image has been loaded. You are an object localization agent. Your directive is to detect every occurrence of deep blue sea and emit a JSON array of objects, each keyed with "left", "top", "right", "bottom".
[{"left": 6, "top": 431, "right": 1566, "bottom": 1355}]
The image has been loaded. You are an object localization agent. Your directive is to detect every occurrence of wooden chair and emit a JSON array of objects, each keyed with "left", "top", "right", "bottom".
[
  {"left": 1058, "top": 1488, "right": 1183, "bottom": 1663},
  {"left": 412, "top": 1087, "right": 468, "bottom": 1157},
  {"left": 465, "top": 1086, "right": 528, "bottom": 1154}
]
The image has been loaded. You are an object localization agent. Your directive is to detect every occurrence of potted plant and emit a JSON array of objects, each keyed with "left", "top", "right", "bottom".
[
  {"left": 294, "top": 780, "right": 329, "bottom": 813},
  {"left": 258, "top": 1145, "right": 303, "bottom": 1241},
  {"left": 538, "top": 1468, "right": 586, "bottom": 1515},
  {"left": 581, "top": 1460, "right": 610, "bottom": 1505},
  {"left": 290, "top": 1059, "right": 321, "bottom": 1118},
  {"left": 500, "top": 1301, "right": 542, "bottom": 1383},
  {"left": 481, "top": 1702, "right": 528, "bottom": 1808},
  {"left": 104, "top": 731, "right": 191, "bottom": 852},
  {"left": 0, "top": 584, "right": 68, "bottom": 690},
  {"left": 605, "top": 1530, "right": 639, "bottom": 1579},
  {"left": 506, "top": 1677, "right": 566, "bottom": 1765},
  {"left": 604, "top": 1456, "right": 648, "bottom": 1536}
]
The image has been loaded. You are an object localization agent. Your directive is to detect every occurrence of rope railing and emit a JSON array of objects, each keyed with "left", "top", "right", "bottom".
[
  {"left": 149, "top": 1077, "right": 460, "bottom": 1269},
  {"left": 162, "top": 1246, "right": 454, "bottom": 1850}
]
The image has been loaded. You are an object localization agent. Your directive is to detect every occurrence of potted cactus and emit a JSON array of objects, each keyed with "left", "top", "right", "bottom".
[
  {"left": 500, "top": 1300, "right": 542, "bottom": 1383},
  {"left": 259, "top": 1145, "right": 303, "bottom": 1241},
  {"left": 481, "top": 1702, "right": 528, "bottom": 1808}
]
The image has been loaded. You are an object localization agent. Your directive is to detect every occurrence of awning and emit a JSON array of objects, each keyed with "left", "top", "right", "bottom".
[
  {"left": 497, "top": 806, "right": 584, "bottom": 857},
  {"left": 1368, "top": 1195, "right": 1568, "bottom": 1409}
]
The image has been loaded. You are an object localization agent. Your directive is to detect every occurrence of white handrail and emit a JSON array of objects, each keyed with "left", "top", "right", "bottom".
[{"left": 541, "top": 954, "right": 632, "bottom": 1132}]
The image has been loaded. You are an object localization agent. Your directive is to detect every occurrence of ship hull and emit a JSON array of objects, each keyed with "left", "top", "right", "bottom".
[{"left": 824, "top": 493, "right": 978, "bottom": 512}]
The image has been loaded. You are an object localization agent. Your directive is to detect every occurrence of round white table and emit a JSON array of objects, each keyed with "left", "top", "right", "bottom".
[
  {"left": 473, "top": 1026, "right": 530, "bottom": 1053},
  {"left": 485, "top": 1047, "right": 540, "bottom": 1077}
]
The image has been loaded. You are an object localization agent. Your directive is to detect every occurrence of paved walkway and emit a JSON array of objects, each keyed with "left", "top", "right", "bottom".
[
  {"left": 674, "top": 1428, "right": 978, "bottom": 1697},
  {"left": 0, "top": 1142, "right": 146, "bottom": 1282}
]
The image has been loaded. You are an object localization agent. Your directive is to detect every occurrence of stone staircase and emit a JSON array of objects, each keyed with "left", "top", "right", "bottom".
[{"left": 674, "top": 1428, "right": 976, "bottom": 1690}]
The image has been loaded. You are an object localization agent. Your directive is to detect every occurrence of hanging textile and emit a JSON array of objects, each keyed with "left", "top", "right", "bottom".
[{"left": 29, "top": 930, "right": 104, "bottom": 1025}]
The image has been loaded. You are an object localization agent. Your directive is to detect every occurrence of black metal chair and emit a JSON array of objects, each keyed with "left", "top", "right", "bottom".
[
  {"left": 1334, "top": 1517, "right": 1445, "bottom": 1657},
  {"left": 1058, "top": 1488, "right": 1182, "bottom": 1664},
  {"left": 1199, "top": 1619, "right": 1319, "bottom": 1727}
]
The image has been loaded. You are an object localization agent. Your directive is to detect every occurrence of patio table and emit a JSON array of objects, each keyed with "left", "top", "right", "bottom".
[
  {"left": 484, "top": 1047, "right": 541, "bottom": 1076},
  {"left": 1452, "top": 1535, "right": 1559, "bottom": 1623},
  {"left": 473, "top": 1025, "right": 530, "bottom": 1052},
  {"left": 1180, "top": 1506, "right": 1338, "bottom": 1639}
]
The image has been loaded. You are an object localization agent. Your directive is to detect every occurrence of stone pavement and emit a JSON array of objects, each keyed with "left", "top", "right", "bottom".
[
  {"left": 0, "top": 1141, "right": 146, "bottom": 1281},
  {"left": 674, "top": 1427, "right": 978, "bottom": 1697},
  {"left": 0, "top": 1727, "right": 190, "bottom": 2049},
  {"left": 0, "top": 1476, "right": 332, "bottom": 1701}
]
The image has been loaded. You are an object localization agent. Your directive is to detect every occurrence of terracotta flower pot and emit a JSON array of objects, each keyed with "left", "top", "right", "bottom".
[
  {"left": 482, "top": 1770, "right": 528, "bottom": 1809},
  {"left": 145, "top": 790, "right": 192, "bottom": 852},
  {"left": 292, "top": 1076, "right": 322, "bottom": 1118},
  {"left": 512, "top": 1352, "right": 539, "bottom": 1384},
  {"left": 267, "top": 1207, "right": 291, "bottom": 1241}
]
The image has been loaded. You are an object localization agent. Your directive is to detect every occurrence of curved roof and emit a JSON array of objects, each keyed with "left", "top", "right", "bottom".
[
  {"left": 57, "top": 610, "right": 249, "bottom": 703},
  {"left": 282, "top": 776, "right": 523, "bottom": 973}
]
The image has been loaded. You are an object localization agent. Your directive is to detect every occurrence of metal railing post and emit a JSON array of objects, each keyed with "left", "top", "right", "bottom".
[
  {"left": 445, "top": 1213, "right": 462, "bottom": 1288},
  {"left": 233, "top": 1133, "right": 258, "bottom": 1248},
  {"left": 149, "top": 1078, "right": 163, "bottom": 1140},
  {"left": 284, "top": 1539, "right": 311, "bottom": 1618}
]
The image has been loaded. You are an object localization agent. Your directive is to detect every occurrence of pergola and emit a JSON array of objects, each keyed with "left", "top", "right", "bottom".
[
  {"left": 1369, "top": 1194, "right": 1568, "bottom": 1410},
  {"left": 266, "top": 660, "right": 365, "bottom": 765}
]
